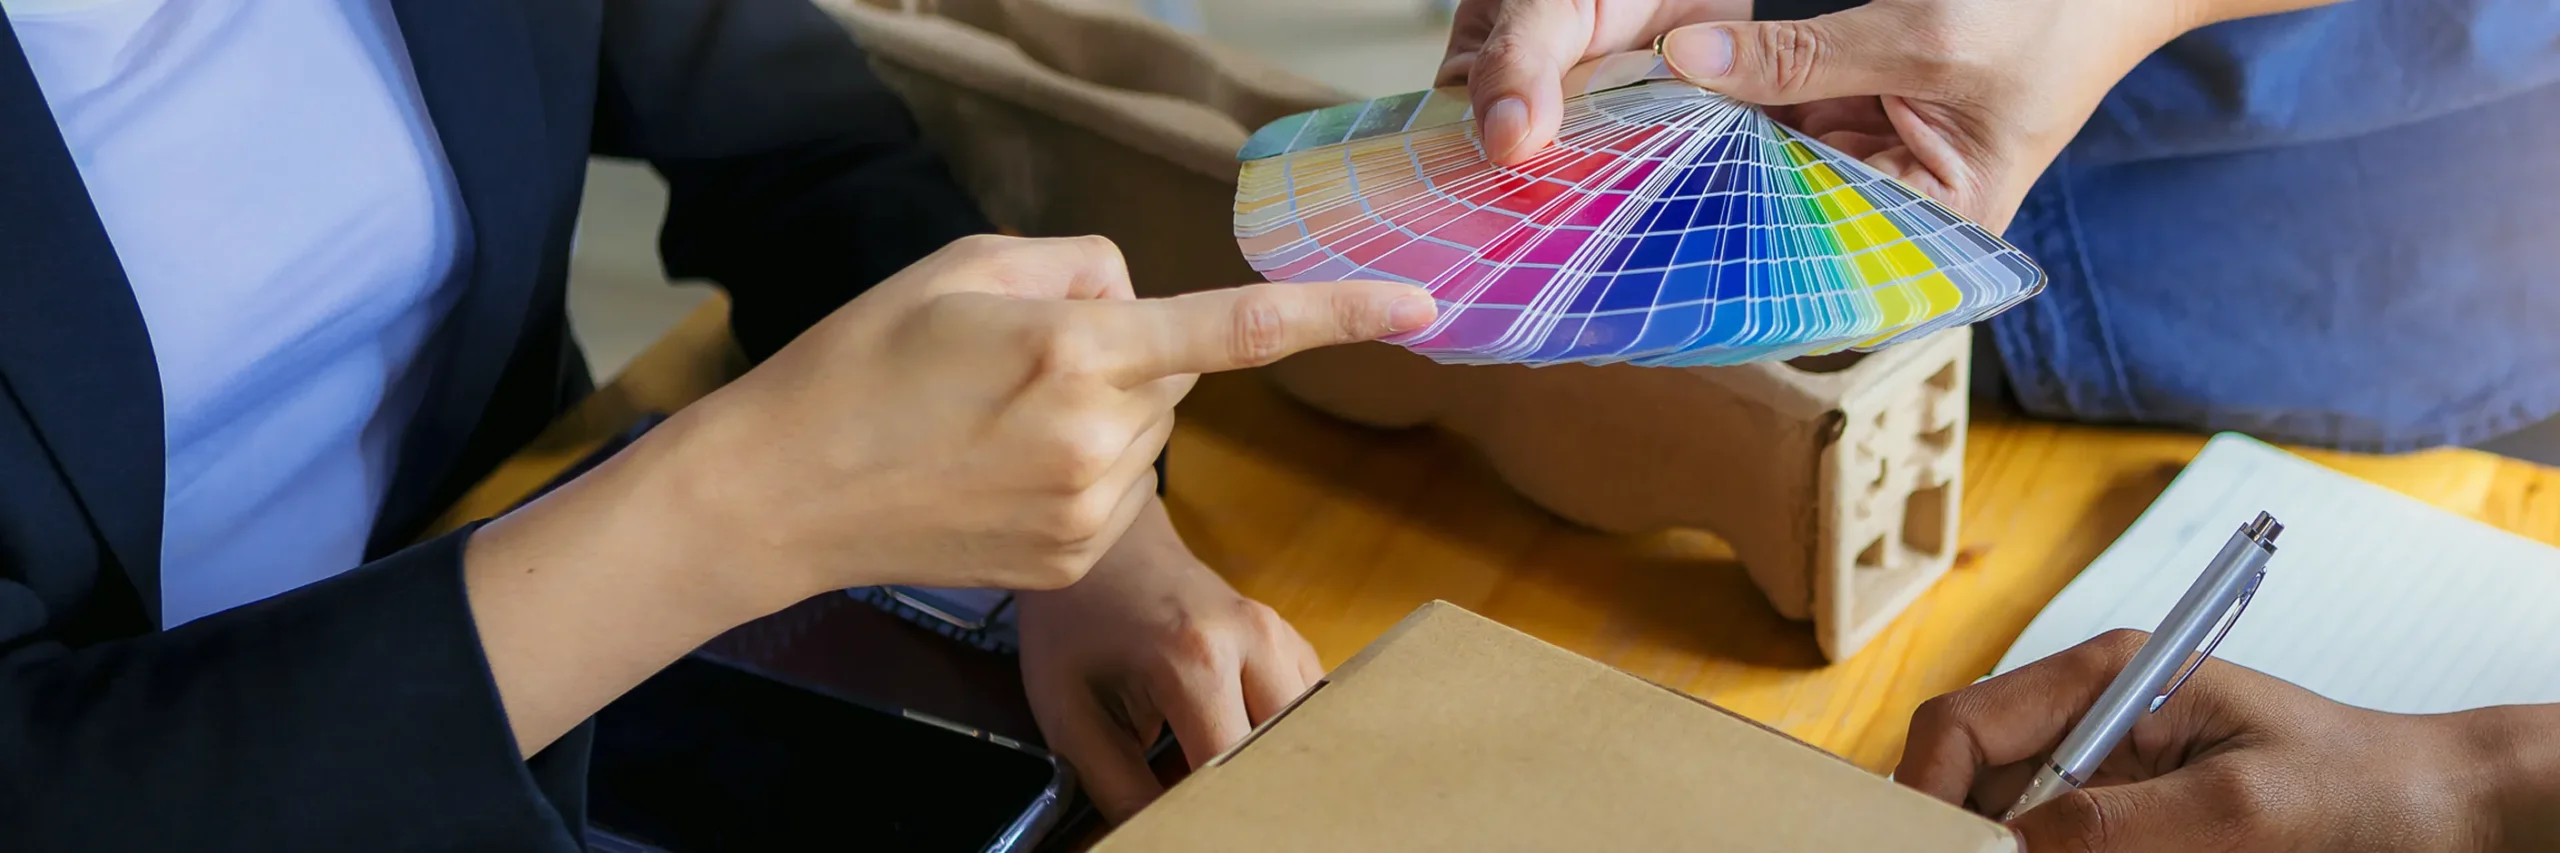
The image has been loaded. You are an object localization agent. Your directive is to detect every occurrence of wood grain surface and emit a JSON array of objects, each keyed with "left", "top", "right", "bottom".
[{"left": 435, "top": 296, "right": 2560, "bottom": 774}]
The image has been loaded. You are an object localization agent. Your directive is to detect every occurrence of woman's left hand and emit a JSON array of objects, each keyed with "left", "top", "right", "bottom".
[
  {"left": 1015, "top": 498, "right": 1323, "bottom": 822},
  {"left": 1440, "top": 0, "right": 2206, "bottom": 232}
]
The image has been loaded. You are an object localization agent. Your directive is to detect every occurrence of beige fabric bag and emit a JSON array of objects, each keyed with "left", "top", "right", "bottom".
[{"left": 823, "top": 0, "right": 1336, "bottom": 296}]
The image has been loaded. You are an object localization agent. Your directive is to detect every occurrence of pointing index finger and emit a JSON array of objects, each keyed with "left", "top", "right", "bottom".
[{"left": 1092, "top": 281, "right": 1437, "bottom": 386}]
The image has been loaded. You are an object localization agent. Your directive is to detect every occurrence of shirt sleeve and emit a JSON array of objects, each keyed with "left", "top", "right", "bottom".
[{"left": 2075, "top": 1, "right": 2560, "bottom": 165}]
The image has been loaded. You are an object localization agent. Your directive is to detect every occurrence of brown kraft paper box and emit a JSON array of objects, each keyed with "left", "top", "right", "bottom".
[{"left": 1090, "top": 601, "right": 2016, "bottom": 852}]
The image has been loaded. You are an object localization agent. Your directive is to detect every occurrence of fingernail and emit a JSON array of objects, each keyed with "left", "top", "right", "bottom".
[
  {"left": 1483, "top": 97, "right": 1528, "bottom": 160},
  {"left": 1663, "top": 26, "right": 1735, "bottom": 79},
  {"left": 1387, "top": 294, "right": 1438, "bottom": 332}
]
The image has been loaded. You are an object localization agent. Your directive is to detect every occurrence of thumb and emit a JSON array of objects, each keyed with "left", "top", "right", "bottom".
[
  {"left": 2009, "top": 769, "right": 2254, "bottom": 853},
  {"left": 1460, "top": 0, "right": 1590, "bottom": 165},
  {"left": 1658, "top": 11, "right": 1914, "bottom": 105}
]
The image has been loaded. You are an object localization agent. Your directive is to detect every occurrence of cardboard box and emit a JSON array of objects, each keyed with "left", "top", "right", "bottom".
[{"left": 1092, "top": 602, "right": 2014, "bottom": 852}]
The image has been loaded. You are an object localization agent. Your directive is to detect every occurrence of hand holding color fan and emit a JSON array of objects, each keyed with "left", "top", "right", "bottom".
[{"left": 1232, "top": 50, "right": 2045, "bottom": 368}]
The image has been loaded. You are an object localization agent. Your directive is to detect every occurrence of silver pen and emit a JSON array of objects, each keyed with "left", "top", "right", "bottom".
[{"left": 2002, "top": 511, "right": 2282, "bottom": 822}]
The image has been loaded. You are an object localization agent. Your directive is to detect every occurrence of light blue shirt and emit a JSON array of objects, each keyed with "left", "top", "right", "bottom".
[
  {"left": 1984, "top": 1, "right": 2560, "bottom": 452},
  {"left": 12, "top": 0, "right": 468, "bottom": 626}
]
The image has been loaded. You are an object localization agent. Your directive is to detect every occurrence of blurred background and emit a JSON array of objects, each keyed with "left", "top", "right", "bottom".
[{"left": 567, "top": 0, "right": 1455, "bottom": 379}]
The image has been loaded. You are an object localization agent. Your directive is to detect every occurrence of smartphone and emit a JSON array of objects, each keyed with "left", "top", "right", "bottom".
[
  {"left": 1032, "top": 729, "right": 1190, "bottom": 853},
  {"left": 587, "top": 654, "right": 1074, "bottom": 853},
  {"left": 846, "top": 585, "right": 1021, "bottom": 654}
]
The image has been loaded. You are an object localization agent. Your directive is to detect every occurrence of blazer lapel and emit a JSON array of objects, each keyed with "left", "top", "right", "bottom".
[{"left": 0, "top": 11, "right": 167, "bottom": 623}]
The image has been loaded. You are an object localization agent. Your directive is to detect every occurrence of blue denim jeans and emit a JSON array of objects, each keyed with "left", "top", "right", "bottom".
[{"left": 1972, "top": 328, "right": 2560, "bottom": 468}]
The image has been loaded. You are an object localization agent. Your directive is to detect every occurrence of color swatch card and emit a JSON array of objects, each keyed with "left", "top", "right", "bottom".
[{"left": 1233, "top": 50, "right": 2045, "bottom": 368}]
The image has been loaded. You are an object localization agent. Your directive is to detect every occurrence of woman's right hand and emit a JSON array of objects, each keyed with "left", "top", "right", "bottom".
[
  {"left": 1896, "top": 629, "right": 2559, "bottom": 852},
  {"left": 670, "top": 234, "right": 1434, "bottom": 604},
  {"left": 466, "top": 234, "right": 1428, "bottom": 755}
]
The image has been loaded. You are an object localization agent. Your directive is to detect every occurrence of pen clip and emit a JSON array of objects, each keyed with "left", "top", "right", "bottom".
[{"left": 2151, "top": 569, "right": 2263, "bottom": 712}]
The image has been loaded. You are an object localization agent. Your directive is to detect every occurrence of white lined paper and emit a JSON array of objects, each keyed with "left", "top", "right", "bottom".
[{"left": 1995, "top": 433, "right": 2560, "bottom": 714}]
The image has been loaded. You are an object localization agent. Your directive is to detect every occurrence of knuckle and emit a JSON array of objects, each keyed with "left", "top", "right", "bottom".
[
  {"left": 1330, "top": 288, "right": 1384, "bottom": 341},
  {"left": 2087, "top": 628, "right": 2152, "bottom": 663},
  {"left": 1477, "top": 28, "right": 1536, "bottom": 66},
  {"left": 949, "top": 232, "right": 1018, "bottom": 259},
  {"left": 912, "top": 291, "right": 968, "bottom": 326},
  {"left": 1007, "top": 311, "right": 1063, "bottom": 352},
  {"left": 965, "top": 235, "right": 1108, "bottom": 296},
  {"left": 1471, "top": 10, "right": 1566, "bottom": 82},
  {"left": 1072, "top": 234, "right": 1131, "bottom": 283},
  {"left": 1908, "top": 692, "right": 1967, "bottom": 734},
  {"left": 915, "top": 293, "right": 1004, "bottom": 349},
  {"left": 1071, "top": 233, "right": 1123, "bottom": 262},
  {"left": 1227, "top": 290, "right": 1292, "bottom": 367},
  {"left": 1756, "top": 24, "right": 1826, "bottom": 96},
  {"left": 1036, "top": 489, "right": 1118, "bottom": 547},
  {"left": 1022, "top": 319, "right": 1102, "bottom": 378},
  {"left": 1159, "top": 612, "right": 1224, "bottom": 670},
  {"left": 1042, "top": 420, "right": 1124, "bottom": 490},
  {"left": 1236, "top": 597, "right": 1285, "bottom": 630},
  {"left": 2057, "top": 629, "right": 2156, "bottom": 683}
]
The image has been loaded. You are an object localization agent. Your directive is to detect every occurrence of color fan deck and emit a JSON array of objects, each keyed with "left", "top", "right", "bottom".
[{"left": 1233, "top": 51, "right": 2044, "bottom": 368}]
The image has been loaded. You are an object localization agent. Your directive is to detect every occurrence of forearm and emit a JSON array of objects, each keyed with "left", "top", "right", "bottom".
[
  {"left": 2466, "top": 704, "right": 2560, "bottom": 851},
  {"left": 462, "top": 406, "right": 806, "bottom": 754}
]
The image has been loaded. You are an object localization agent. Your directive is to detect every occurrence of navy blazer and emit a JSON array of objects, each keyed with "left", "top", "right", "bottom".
[{"left": 0, "top": 1, "right": 993, "bottom": 849}]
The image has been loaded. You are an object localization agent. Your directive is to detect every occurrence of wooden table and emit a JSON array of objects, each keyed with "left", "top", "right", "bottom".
[{"left": 433, "top": 296, "right": 2560, "bottom": 773}]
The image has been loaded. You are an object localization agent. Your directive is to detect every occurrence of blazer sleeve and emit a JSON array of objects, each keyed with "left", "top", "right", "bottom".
[
  {"left": 0, "top": 527, "right": 588, "bottom": 852},
  {"left": 589, "top": 0, "right": 994, "bottom": 364},
  {"left": 591, "top": 0, "right": 1169, "bottom": 491}
]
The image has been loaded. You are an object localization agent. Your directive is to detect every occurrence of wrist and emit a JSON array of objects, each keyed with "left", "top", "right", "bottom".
[
  {"left": 640, "top": 402, "right": 841, "bottom": 618},
  {"left": 471, "top": 414, "right": 789, "bottom": 630},
  {"left": 456, "top": 409, "right": 793, "bottom": 752},
  {"left": 2453, "top": 705, "right": 2560, "bottom": 852},
  {"left": 1022, "top": 498, "right": 1211, "bottom": 605}
]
